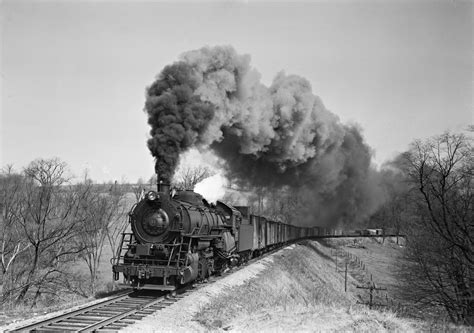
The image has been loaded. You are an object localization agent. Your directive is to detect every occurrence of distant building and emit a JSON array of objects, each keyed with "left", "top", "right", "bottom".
[{"left": 366, "top": 228, "right": 383, "bottom": 235}]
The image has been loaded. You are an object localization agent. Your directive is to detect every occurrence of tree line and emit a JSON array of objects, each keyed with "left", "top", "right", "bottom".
[
  {"left": 0, "top": 158, "right": 127, "bottom": 309},
  {"left": 371, "top": 131, "right": 473, "bottom": 325}
]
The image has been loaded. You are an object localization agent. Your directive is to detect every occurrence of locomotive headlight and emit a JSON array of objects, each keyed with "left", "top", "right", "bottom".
[{"left": 146, "top": 191, "right": 159, "bottom": 201}]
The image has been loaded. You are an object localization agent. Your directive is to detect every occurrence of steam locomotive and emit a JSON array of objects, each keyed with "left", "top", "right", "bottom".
[{"left": 112, "top": 183, "right": 333, "bottom": 290}]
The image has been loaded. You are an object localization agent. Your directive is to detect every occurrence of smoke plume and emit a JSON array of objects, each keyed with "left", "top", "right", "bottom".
[
  {"left": 145, "top": 62, "right": 215, "bottom": 181},
  {"left": 145, "top": 45, "right": 381, "bottom": 226}
]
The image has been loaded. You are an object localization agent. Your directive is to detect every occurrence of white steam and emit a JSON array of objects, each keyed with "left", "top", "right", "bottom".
[{"left": 194, "top": 173, "right": 227, "bottom": 203}]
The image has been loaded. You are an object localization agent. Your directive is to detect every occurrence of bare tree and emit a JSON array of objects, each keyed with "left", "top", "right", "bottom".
[
  {"left": 0, "top": 160, "right": 130, "bottom": 307},
  {"left": 173, "top": 165, "right": 212, "bottom": 190},
  {"left": 221, "top": 185, "right": 302, "bottom": 224},
  {"left": 368, "top": 166, "right": 411, "bottom": 242},
  {"left": 0, "top": 166, "right": 32, "bottom": 304},
  {"left": 104, "top": 187, "right": 128, "bottom": 262},
  {"left": 400, "top": 132, "right": 473, "bottom": 324},
  {"left": 12, "top": 158, "right": 85, "bottom": 306},
  {"left": 132, "top": 178, "right": 146, "bottom": 203},
  {"left": 75, "top": 180, "right": 125, "bottom": 295},
  {"left": 259, "top": 186, "right": 301, "bottom": 224},
  {"left": 148, "top": 174, "right": 157, "bottom": 188}
]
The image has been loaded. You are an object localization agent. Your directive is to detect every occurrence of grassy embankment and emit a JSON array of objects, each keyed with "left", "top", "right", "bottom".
[{"left": 195, "top": 239, "right": 465, "bottom": 332}]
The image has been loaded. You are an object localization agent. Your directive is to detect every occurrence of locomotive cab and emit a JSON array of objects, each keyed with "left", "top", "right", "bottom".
[{"left": 215, "top": 201, "right": 242, "bottom": 228}]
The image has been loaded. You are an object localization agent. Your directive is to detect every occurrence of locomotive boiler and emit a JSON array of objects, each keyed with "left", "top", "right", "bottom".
[{"left": 112, "top": 183, "right": 334, "bottom": 290}]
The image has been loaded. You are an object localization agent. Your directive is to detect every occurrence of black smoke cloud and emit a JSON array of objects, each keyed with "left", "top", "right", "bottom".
[
  {"left": 146, "top": 62, "right": 214, "bottom": 181},
  {"left": 145, "top": 46, "right": 382, "bottom": 226}
]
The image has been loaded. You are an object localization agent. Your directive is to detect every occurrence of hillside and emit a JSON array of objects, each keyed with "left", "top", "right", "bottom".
[{"left": 123, "top": 240, "right": 426, "bottom": 332}]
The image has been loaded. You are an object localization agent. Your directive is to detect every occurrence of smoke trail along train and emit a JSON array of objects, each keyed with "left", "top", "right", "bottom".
[{"left": 145, "top": 45, "right": 380, "bottom": 227}]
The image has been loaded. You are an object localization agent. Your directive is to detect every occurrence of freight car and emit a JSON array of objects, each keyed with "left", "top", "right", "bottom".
[{"left": 112, "top": 184, "right": 331, "bottom": 290}]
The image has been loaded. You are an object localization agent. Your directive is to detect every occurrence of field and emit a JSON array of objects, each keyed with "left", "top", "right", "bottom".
[{"left": 323, "top": 237, "right": 452, "bottom": 322}]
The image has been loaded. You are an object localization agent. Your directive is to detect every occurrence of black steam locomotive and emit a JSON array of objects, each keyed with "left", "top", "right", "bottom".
[{"left": 112, "top": 183, "right": 333, "bottom": 290}]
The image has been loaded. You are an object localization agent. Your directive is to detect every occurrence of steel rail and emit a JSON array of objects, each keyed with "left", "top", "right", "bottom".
[
  {"left": 9, "top": 288, "right": 185, "bottom": 332},
  {"left": 77, "top": 296, "right": 172, "bottom": 332},
  {"left": 9, "top": 291, "right": 132, "bottom": 332}
]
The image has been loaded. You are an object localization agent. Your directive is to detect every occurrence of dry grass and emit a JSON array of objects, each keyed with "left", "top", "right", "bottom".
[
  {"left": 195, "top": 241, "right": 422, "bottom": 332},
  {"left": 197, "top": 243, "right": 351, "bottom": 325},
  {"left": 324, "top": 237, "right": 403, "bottom": 290},
  {"left": 0, "top": 294, "right": 87, "bottom": 327},
  {"left": 323, "top": 238, "right": 436, "bottom": 320}
]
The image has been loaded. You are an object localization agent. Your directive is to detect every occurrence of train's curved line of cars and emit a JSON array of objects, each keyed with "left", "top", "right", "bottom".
[{"left": 112, "top": 185, "right": 336, "bottom": 291}]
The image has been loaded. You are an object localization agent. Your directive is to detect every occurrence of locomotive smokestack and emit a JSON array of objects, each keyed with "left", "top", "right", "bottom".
[
  {"left": 157, "top": 178, "right": 170, "bottom": 196},
  {"left": 155, "top": 162, "right": 170, "bottom": 196}
]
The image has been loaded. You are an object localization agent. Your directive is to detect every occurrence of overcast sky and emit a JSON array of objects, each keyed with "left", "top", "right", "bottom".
[{"left": 1, "top": 0, "right": 472, "bottom": 183}]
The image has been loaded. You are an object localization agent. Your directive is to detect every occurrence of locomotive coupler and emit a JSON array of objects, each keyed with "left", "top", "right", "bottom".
[{"left": 137, "top": 265, "right": 150, "bottom": 279}]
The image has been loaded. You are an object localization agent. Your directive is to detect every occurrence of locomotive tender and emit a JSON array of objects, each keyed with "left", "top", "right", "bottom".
[{"left": 112, "top": 183, "right": 332, "bottom": 290}]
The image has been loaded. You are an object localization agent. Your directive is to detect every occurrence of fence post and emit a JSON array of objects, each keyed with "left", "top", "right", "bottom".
[
  {"left": 368, "top": 287, "right": 372, "bottom": 309},
  {"left": 345, "top": 262, "right": 348, "bottom": 292}
]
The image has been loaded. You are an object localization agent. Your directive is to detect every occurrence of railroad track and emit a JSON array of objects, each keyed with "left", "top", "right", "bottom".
[
  {"left": 8, "top": 289, "right": 185, "bottom": 332},
  {"left": 10, "top": 244, "right": 295, "bottom": 332},
  {"left": 8, "top": 261, "right": 255, "bottom": 333}
]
